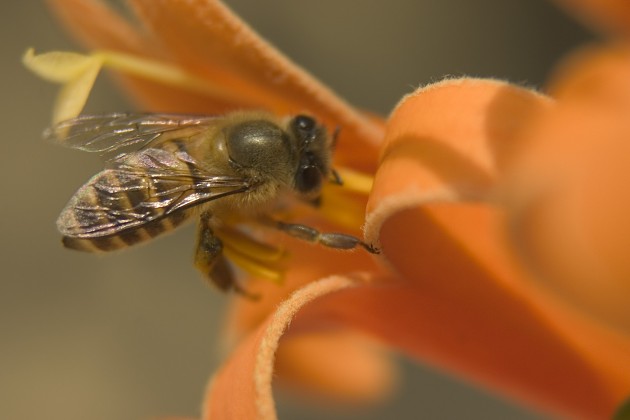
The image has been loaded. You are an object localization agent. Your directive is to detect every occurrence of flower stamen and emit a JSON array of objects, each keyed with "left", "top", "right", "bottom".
[
  {"left": 218, "top": 225, "right": 286, "bottom": 262},
  {"left": 95, "top": 50, "right": 244, "bottom": 103},
  {"left": 334, "top": 167, "right": 374, "bottom": 195},
  {"left": 218, "top": 226, "right": 287, "bottom": 284},
  {"left": 316, "top": 166, "right": 374, "bottom": 233},
  {"left": 222, "top": 246, "right": 285, "bottom": 285},
  {"left": 23, "top": 48, "right": 244, "bottom": 123}
]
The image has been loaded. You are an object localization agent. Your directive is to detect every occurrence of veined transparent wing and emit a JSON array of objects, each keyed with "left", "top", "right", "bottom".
[
  {"left": 57, "top": 147, "right": 255, "bottom": 238},
  {"left": 44, "top": 113, "right": 217, "bottom": 155}
]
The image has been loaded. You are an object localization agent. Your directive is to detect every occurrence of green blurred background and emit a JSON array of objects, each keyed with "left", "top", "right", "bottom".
[{"left": 1, "top": 1, "right": 593, "bottom": 419}]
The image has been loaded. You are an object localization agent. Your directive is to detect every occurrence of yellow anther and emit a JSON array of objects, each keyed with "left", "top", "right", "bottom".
[
  {"left": 318, "top": 188, "right": 368, "bottom": 232},
  {"left": 222, "top": 246, "right": 285, "bottom": 284},
  {"left": 218, "top": 226, "right": 286, "bottom": 263},
  {"left": 334, "top": 167, "right": 374, "bottom": 195}
]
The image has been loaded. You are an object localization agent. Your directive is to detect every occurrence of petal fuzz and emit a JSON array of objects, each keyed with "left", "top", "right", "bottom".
[{"left": 365, "top": 78, "right": 551, "bottom": 245}]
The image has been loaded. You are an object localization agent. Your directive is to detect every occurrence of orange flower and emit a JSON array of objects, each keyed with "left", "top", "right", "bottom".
[
  {"left": 501, "top": 0, "right": 630, "bottom": 342},
  {"left": 551, "top": 0, "right": 630, "bottom": 36},
  {"left": 503, "top": 45, "right": 630, "bottom": 335},
  {"left": 27, "top": 0, "right": 630, "bottom": 419}
]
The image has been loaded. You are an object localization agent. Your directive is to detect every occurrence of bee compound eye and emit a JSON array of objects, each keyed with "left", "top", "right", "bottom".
[
  {"left": 295, "top": 165, "right": 323, "bottom": 194},
  {"left": 293, "top": 115, "right": 316, "bottom": 133}
]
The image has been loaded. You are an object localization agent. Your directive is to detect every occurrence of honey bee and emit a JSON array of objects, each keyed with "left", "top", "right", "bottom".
[{"left": 47, "top": 111, "right": 377, "bottom": 295}]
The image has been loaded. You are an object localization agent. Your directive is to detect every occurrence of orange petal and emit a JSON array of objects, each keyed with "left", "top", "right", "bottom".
[
  {"left": 505, "top": 46, "right": 630, "bottom": 332},
  {"left": 274, "top": 331, "right": 396, "bottom": 404},
  {"left": 365, "top": 78, "right": 552, "bottom": 241},
  {"left": 222, "top": 228, "right": 383, "bottom": 347},
  {"left": 128, "top": 0, "right": 383, "bottom": 167},
  {"left": 552, "top": 0, "right": 630, "bottom": 35},
  {"left": 354, "top": 79, "right": 630, "bottom": 417},
  {"left": 548, "top": 44, "right": 630, "bottom": 103},
  {"left": 46, "top": 0, "right": 249, "bottom": 114},
  {"left": 204, "top": 275, "right": 395, "bottom": 420},
  {"left": 47, "top": 0, "right": 384, "bottom": 170},
  {"left": 301, "top": 207, "right": 630, "bottom": 417},
  {"left": 46, "top": 0, "right": 154, "bottom": 55}
]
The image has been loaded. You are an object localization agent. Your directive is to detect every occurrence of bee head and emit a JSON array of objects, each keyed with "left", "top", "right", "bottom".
[
  {"left": 223, "top": 113, "right": 333, "bottom": 199},
  {"left": 289, "top": 114, "right": 332, "bottom": 197}
]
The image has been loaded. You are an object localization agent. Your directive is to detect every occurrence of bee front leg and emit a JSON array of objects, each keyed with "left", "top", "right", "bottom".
[
  {"left": 273, "top": 220, "right": 380, "bottom": 254},
  {"left": 194, "top": 212, "right": 258, "bottom": 298},
  {"left": 194, "top": 212, "right": 230, "bottom": 290}
]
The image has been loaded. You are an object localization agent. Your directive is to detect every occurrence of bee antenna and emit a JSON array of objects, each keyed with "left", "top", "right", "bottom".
[
  {"left": 331, "top": 126, "right": 341, "bottom": 149},
  {"left": 330, "top": 168, "right": 343, "bottom": 186}
]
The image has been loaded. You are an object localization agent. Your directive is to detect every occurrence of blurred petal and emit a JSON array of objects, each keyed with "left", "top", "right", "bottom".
[
  {"left": 205, "top": 275, "right": 394, "bottom": 420},
  {"left": 47, "top": 0, "right": 384, "bottom": 170},
  {"left": 548, "top": 44, "right": 630, "bottom": 104},
  {"left": 552, "top": 0, "right": 630, "bottom": 36},
  {"left": 46, "top": 0, "right": 153, "bottom": 54},
  {"left": 614, "top": 397, "right": 630, "bottom": 419},
  {"left": 505, "top": 46, "right": 630, "bottom": 332},
  {"left": 355, "top": 79, "right": 630, "bottom": 417},
  {"left": 45, "top": 0, "right": 259, "bottom": 114},
  {"left": 128, "top": 0, "right": 382, "bottom": 168},
  {"left": 275, "top": 331, "right": 396, "bottom": 403}
]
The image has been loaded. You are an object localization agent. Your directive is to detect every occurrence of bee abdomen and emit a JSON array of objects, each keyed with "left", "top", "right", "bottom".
[
  {"left": 61, "top": 210, "right": 191, "bottom": 252},
  {"left": 58, "top": 166, "right": 193, "bottom": 253}
]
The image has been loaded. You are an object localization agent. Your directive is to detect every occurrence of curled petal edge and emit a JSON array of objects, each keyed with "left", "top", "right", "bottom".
[
  {"left": 365, "top": 77, "right": 552, "bottom": 248},
  {"left": 203, "top": 274, "right": 396, "bottom": 420},
  {"left": 360, "top": 78, "right": 630, "bottom": 418}
]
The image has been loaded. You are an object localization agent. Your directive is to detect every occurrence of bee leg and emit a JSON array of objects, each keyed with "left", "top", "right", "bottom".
[
  {"left": 306, "top": 195, "right": 322, "bottom": 208},
  {"left": 194, "top": 212, "right": 259, "bottom": 299},
  {"left": 193, "top": 214, "right": 230, "bottom": 290},
  {"left": 274, "top": 220, "right": 380, "bottom": 254}
]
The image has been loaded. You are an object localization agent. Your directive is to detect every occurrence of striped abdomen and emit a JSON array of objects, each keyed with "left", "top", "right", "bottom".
[
  {"left": 61, "top": 210, "right": 192, "bottom": 252},
  {"left": 58, "top": 164, "right": 195, "bottom": 253}
]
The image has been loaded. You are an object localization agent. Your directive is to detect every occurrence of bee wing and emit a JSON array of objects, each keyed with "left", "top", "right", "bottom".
[
  {"left": 58, "top": 147, "right": 254, "bottom": 239},
  {"left": 44, "top": 113, "right": 216, "bottom": 155}
]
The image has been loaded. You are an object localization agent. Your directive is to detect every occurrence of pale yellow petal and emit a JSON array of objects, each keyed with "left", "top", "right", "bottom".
[
  {"left": 52, "top": 58, "right": 102, "bottom": 124},
  {"left": 22, "top": 48, "right": 99, "bottom": 83}
]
